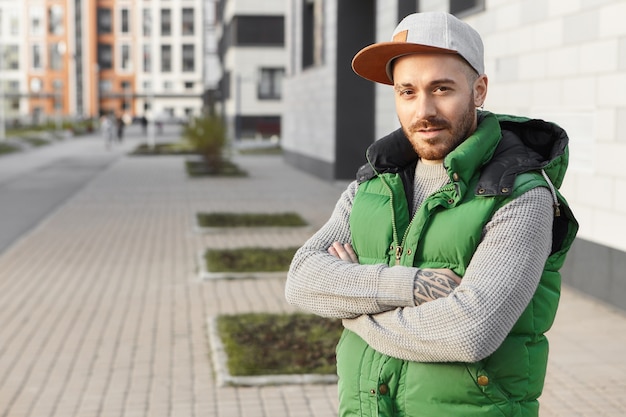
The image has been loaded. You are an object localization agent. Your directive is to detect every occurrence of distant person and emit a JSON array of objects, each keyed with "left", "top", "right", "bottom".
[
  {"left": 140, "top": 116, "right": 148, "bottom": 135},
  {"left": 116, "top": 116, "right": 125, "bottom": 142},
  {"left": 100, "top": 114, "right": 114, "bottom": 149},
  {"left": 285, "top": 12, "right": 579, "bottom": 417}
]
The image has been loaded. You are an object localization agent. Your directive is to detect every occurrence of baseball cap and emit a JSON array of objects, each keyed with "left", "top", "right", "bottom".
[{"left": 352, "top": 12, "right": 484, "bottom": 85}]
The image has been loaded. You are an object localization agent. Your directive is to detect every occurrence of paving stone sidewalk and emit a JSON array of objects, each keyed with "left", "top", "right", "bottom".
[{"left": 0, "top": 132, "right": 625, "bottom": 417}]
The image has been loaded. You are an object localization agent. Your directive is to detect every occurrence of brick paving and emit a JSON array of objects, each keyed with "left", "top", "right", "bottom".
[{"left": 0, "top": 129, "right": 625, "bottom": 416}]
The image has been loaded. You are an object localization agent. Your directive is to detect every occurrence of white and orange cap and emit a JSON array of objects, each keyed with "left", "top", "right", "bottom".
[{"left": 352, "top": 12, "right": 485, "bottom": 85}]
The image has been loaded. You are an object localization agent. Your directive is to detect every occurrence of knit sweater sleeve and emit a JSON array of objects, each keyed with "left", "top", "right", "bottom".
[
  {"left": 285, "top": 180, "right": 417, "bottom": 318},
  {"left": 341, "top": 186, "right": 554, "bottom": 362}
]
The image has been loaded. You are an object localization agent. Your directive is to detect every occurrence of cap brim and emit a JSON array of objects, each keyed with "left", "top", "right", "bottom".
[{"left": 352, "top": 42, "right": 457, "bottom": 85}]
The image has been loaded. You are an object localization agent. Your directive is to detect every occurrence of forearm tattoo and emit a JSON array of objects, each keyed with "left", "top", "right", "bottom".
[{"left": 413, "top": 270, "right": 459, "bottom": 305}]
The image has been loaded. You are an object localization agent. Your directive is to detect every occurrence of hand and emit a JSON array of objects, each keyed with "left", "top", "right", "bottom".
[
  {"left": 328, "top": 242, "right": 359, "bottom": 263},
  {"left": 413, "top": 268, "right": 462, "bottom": 305}
]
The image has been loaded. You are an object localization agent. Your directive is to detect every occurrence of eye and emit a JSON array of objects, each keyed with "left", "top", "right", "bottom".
[{"left": 434, "top": 86, "right": 451, "bottom": 93}]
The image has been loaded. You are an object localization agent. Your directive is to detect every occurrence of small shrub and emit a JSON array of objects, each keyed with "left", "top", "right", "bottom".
[
  {"left": 183, "top": 115, "right": 228, "bottom": 169},
  {"left": 217, "top": 313, "right": 343, "bottom": 376},
  {"left": 205, "top": 247, "right": 298, "bottom": 273}
]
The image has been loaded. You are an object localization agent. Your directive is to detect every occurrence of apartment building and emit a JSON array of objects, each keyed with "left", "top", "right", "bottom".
[
  {"left": 215, "top": 0, "right": 286, "bottom": 141},
  {"left": 0, "top": 0, "right": 207, "bottom": 126},
  {"left": 283, "top": 0, "right": 626, "bottom": 310}
]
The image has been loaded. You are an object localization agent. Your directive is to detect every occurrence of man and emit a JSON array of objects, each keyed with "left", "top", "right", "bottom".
[{"left": 285, "top": 11, "right": 579, "bottom": 417}]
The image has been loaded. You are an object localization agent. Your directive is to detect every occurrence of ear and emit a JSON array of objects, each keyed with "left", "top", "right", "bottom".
[{"left": 473, "top": 75, "right": 488, "bottom": 107}]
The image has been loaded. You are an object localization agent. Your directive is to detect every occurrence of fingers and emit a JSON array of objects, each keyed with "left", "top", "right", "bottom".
[{"left": 328, "top": 242, "right": 359, "bottom": 263}]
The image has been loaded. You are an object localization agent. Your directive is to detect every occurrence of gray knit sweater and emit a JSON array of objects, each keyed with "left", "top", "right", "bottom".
[{"left": 285, "top": 161, "right": 554, "bottom": 363}]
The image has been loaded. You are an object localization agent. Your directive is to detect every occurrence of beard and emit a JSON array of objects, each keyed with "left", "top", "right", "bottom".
[{"left": 401, "top": 94, "right": 477, "bottom": 161}]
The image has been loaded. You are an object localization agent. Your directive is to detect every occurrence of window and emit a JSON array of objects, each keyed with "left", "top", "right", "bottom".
[
  {"left": 230, "top": 15, "right": 284, "bottom": 46},
  {"left": 49, "top": 43, "right": 63, "bottom": 70},
  {"left": 121, "top": 8, "right": 130, "bottom": 33},
  {"left": 9, "top": 9, "right": 19, "bottom": 36},
  {"left": 48, "top": 5, "right": 64, "bottom": 35},
  {"left": 449, "top": 0, "right": 485, "bottom": 17},
  {"left": 182, "top": 44, "right": 194, "bottom": 72},
  {"left": 143, "top": 45, "right": 151, "bottom": 72},
  {"left": 98, "top": 43, "right": 113, "bottom": 69},
  {"left": 302, "top": 0, "right": 323, "bottom": 68},
  {"left": 97, "top": 8, "right": 112, "bottom": 34},
  {"left": 143, "top": 9, "right": 151, "bottom": 36},
  {"left": 182, "top": 8, "right": 194, "bottom": 35},
  {"left": 30, "top": 6, "right": 44, "bottom": 36},
  {"left": 120, "top": 44, "right": 132, "bottom": 71},
  {"left": 52, "top": 79, "right": 63, "bottom": 110},
  {"left": 161, "top": 44, "right": 171, "bottom": 72},
  {"left": 161, "top": 9, "right": 171, "bottom": 36},
  {"left": 32, "top": 44, "right": 43, "bottom": 69},
  {"left": 1, "top": 45, "right": 19, "bottom": 70},
  {"left": 99, "top": 79, "right": 113, "bottom": 93},
  {"left": 30, "top": 78, "right": 43, "bottom": 93},
  {"left": 184, "top": 81, "right": 194, "bottom": 90},
  {"left": 163, "top": 81, "right": 173, "bottom": 91},
  {"left": 258, "top": 68, "right": 284, "bottom": 100}
]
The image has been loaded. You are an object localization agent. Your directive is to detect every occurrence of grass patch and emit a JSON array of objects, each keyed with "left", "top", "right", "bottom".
[
  {"left": 237, "top": 146, "right": 283, "bottom": 155},
  {"left": 185, "top": 159, "right": 247, "bottom": 177},
  {"left": 0, "top": 142, "right": 21, "bottom": 155},
  {"left": 217, "top": 313, "right": 342, "bottom": 376},
  {"left": 130, "top": 142, "right": 197, "bottom": 155},
  {"left": 15, "top": 136, "right": 51, "bottom": 147},
  {"left": 205, "top": 247, "right": 298, "bottom": 273},
  {"left": 197, "top": 212, "right": 308, "bottom": 228}
]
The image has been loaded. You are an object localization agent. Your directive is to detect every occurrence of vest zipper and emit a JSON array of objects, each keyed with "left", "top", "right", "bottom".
[
  {"left": 378, "top": 174, "right": 403, "bottom": 265},
  {"left": 396, "top": 183, "right": 456, "bottom": 265},
  {"left": 395, "top": 245, "right": 403, "bottom": 264},
  {"left": 381, "top": 174, "right": 455, "bottom": 266}
]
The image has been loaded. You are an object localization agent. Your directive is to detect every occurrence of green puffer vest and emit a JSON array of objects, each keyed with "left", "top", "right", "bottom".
[{"left": 337, "top": 112, "right": 578, "bottom": 417}]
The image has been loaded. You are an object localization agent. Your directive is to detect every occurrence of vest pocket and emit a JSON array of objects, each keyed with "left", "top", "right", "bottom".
[{"left": 464, "top": 362, "right": 513, "bottom": 416}]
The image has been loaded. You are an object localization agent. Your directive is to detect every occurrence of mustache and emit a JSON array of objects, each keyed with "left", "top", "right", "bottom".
[{"left": 408, "top": 118, "right": 451, "bottom": 132}]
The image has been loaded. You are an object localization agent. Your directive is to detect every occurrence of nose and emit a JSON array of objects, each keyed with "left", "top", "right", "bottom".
[{"left": 412, "top": 94, "right": 437, "bottom": 122}]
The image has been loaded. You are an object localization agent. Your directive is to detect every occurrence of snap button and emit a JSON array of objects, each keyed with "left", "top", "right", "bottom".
[
  {"left": 370, "top": 389, "right": 376, "bottom": 395},
  {"left": 378, "top": 384, "right": 389, "bottom": 395},
  {"left": 501, "top": 187, "right": 510, "bottom": 194},
  {"left": 447, "top": 198, "right": 454, "bottom": 204},
  {"left": 477, "top": 375, "right": 489, "bottom": 386},
  {"left": 406, "top": 249, "right": 412, "bottom": 255},
  {"left": 477, "top": 188, "right": 486, "bottom": 194},
  {"left": 452, "top": 172, "right": 460, "bottom": 181}
]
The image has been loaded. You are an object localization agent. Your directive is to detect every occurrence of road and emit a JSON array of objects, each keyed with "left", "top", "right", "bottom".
[{"left": 0, "top": 123, "right": 178, "bottom": 255}]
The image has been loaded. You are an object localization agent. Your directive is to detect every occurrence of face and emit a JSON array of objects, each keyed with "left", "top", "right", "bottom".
[{"left": 392, "top": 53, "right": 488, "bottom": 164}]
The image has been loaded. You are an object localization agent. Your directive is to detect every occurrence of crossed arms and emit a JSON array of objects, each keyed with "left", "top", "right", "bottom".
[{"left": 285, "top": 180, "right": 554, "bottom": 362}]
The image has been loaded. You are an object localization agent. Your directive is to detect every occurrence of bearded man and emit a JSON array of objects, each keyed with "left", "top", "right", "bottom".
[{"left": 286, "top": 11, "right": 578, "bottom": 417}]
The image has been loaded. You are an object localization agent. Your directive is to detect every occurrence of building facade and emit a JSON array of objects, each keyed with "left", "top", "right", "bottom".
[
  {"left": 0, "top": 0, "right": 208, "bottom": 126},
  {"left": 215, "top": 0, "right": 286, "bottom": 142},
  {"left": 283, "top": 0, "right": 626, "bottom": 310}
]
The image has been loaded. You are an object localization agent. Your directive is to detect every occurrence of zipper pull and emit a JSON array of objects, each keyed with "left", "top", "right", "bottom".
[{"left": 395, "top": 246, "right": 403, "bottom": 265}]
